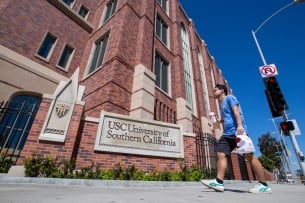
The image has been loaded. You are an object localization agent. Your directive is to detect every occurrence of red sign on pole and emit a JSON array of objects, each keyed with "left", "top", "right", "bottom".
[{"left": 259, "top": 64, "right": 278, "bottom": 78}]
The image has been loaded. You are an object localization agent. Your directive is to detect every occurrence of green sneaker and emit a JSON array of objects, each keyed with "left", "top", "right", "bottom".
[
  {"left": 249, "top": 183, "right": 272, "bottom": 194},
  {"left": 201, "top": 179, "right": 224, "bottom": 192}
]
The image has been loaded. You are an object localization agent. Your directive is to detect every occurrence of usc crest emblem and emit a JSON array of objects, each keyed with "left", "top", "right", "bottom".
[{"left": 55, "top": 103, "right": 70, "bottom": 118}]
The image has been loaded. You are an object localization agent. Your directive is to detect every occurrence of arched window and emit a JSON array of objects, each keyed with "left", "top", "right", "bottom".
[{"left": 0, "top": 94, "right": 41, "bottom": 163}]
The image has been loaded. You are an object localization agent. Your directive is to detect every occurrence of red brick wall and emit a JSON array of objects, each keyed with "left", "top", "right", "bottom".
[
  {"left": 0, "top": 0, "right": 92, "bottom": 78},
  {"left": 183, "top": 136, "right": 198, "bottom": 168},
  {"left": 18, "top": 97, "right": 85, "bottom": 165},
  {"left": 81, "top": 60, "right": 134, "bottom": 117},
  {"left": 231, "top": 153, "right": 242, "bottom": 180},
  {"left": 246, "top": 160, "right": 254, "bottom": 181},
  {"left": 18, "top": 98, "right": 199, "bottom": 172}
]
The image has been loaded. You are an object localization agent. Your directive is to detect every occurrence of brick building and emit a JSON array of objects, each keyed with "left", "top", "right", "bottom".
[{"left": 0, "top": 0, "right": 268, "bottom": 180}]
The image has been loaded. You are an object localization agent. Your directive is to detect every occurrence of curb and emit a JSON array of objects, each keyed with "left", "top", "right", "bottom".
[
  {"left": 0, "top": 174, "right": 200, "bottom": 187},
  {"left": 0, "top": 173, "right": 252, "bottom": 188}
]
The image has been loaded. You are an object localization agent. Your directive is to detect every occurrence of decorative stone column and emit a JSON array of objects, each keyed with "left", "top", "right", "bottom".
[
  {"left": 130, "top": 64, "right": 155, "bottom": 119},
  {"left": 176, "top": 97, "right": 193, "bottom": 133}
]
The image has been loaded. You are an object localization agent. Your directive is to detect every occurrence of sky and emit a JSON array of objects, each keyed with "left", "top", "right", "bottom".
[{"left": 179, "top": 0, "right": 305, "bottom": 172}]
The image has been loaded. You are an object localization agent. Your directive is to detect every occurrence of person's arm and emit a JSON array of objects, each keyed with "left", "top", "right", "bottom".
[
  {"left": 216, "top": 116, "right": 224, "bottom": 124},
  {"left": 218, "top": 118, "right": 224, "bottom": 124},
  {"left": 232, "top": 105, "right": 244, "bottom": 135}
]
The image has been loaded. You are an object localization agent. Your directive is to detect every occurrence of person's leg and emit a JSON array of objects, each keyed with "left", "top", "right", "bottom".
[
  {"left": 216, "top": 151, "right": 227, "bottom": 181},
  {"left": 201, "top": 152, "right": 227, "bottom": 192},
  {"left": 244, "top": 153, "right": 266, "bottom": 182},
  {"left": 201, "top": 136, "right": 232, "bottom": 192},
  {"left": 244, "top": 153, "right": 272, "bottom": 194},
  {"left": 215, "top": 136, "right": 236, "bottom": 182}
]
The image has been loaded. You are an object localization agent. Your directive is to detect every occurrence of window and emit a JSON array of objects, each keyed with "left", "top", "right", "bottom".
[
  {"left": 197, "top": 48, "right": 210, "bottom": 118},
  {"left": 181, "top": 25, "right": 194, "bottom": 109},
  {"left": 103, "top": 0, "right": 118, "bottom": 23},
  {"left": 62, "top": 0, "right": 74, "bottom": 7},
  {"left": 37, "top": 33, "right": 57, "bottom": 59},
  {"left": 0, "top": 95, "right": 41, "bottom": 152},
  {"left": 156, "top": 16, "right": 168, "bottom": 45},
  {"left": 88, "top": 33, "right": 109, "bottom": 74},
  {"left": 154, "top": 53, "right": 169, "bottom": 93},
  {"left": 57, "top": 45, "right": 74, "bottom": 69},
  {"left": 157, "top": 0, "right": 167, "bottom": 11},
  {"left": 78, "top": 5, "right": 89, "bottom": 19}
]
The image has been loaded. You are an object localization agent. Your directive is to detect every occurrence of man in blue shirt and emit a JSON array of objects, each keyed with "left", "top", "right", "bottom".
[{"left": 201, "top": 84, "right": 272, "bottom": 194}]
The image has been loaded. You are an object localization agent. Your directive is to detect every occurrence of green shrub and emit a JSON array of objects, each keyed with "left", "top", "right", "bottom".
[
  {"left": 23, "top": 153, "right": 215, "bottom": 181},
  {"left": 24, "top": 153, "right": 45, "bottom": 177},
  {"left": 0, "top": 151, "right": 14, "bottom": 173}
]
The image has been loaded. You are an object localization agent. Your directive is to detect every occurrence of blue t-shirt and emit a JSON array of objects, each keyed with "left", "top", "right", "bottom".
[{"left": 221, "top": 95, "right": 247, "bottom": 136}]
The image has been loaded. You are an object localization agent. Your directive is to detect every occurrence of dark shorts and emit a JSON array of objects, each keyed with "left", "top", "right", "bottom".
[{"left": 216, "top": 135, "right": 237, "bottom": 156}]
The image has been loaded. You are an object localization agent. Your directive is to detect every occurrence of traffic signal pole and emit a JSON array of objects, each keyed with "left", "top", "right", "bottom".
[
  {"left": 282, "top": 112, "right": 305, "bottom": 179},
  {"left": 271, "top": 120, "right": 294, "bottom": 177},
  {"left": 251, "top": 31, "right": 267, "bottom": 66},
  {"left": 253, "top": 28, "right": 305, "bottom": 178},
  {"left": 251, "top": 0, "right": 305, "bottom": 180}
]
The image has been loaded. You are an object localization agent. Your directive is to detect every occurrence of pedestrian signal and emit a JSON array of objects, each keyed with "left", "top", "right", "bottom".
[{"left": 280, "top": 121, "right": 294, "bottom": 135}]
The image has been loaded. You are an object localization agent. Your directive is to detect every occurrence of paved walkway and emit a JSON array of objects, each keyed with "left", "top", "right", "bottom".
[{"left": 0, "top": 174, "right": 304, "bottom": 203}]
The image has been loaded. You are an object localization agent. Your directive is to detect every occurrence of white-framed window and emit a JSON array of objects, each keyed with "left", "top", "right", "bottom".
[
  {"left": 62, "top": 0, "right": 74, "bottom": 7},
  {"left": 78, "top": 5, "right": 89, "bottom": 20},
  {"left": 154, "top": 52, "right": 169, "bottom": 93},
  {"left": 181, "top": 25, "right": 194, "bottom": 110},
  {"left": 36, "top": 32, "right": 57, "bottom": 61},
  {"left": 88, "top": 33, "right": 109, "bottom": 74},
  {"left": 57, "top": 44, "right": 74, "bottom": 70},
  {"left": 210, "top": 68, "right": 222, "bottom": 129},
  {"left": 102, "top": 0, "right": 118, "bottom": 23},
  {"left": 157, "top": 0, "right": 168, "bottom": 12},
  {"left": 197, "top": 47, "right": 210, "bottom": 118},
  {"left": 156, "top": 15, "right": 168, "bottom": 45}
]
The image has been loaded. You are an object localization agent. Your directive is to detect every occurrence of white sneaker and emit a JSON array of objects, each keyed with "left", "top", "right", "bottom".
[
  {"left": 249, "top": 183, "right": 272, "bottom": 194},
  {"left": 201, "top": 179, "right": 224, "bottom": 192}
]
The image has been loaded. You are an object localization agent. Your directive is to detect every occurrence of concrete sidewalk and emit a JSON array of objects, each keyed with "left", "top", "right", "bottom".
[{"left": 0, "top": 174, "right": 304, "bottom": 203}]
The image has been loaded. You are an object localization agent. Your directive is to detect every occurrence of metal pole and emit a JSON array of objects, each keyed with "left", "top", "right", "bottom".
[
  {"left": 282, "top": 111, "right": 305, "bottom": 179},
  {"left": 270, "top": 119, "right": 294, "bottom": 177},
  {"left": 251, "top": 31, "right": 267, "bottom": 66},
  {"left": 251, "top": 1, "right": 301, "bottom": 66},
  {"left": 253, "top": 1, "right": 295, "bottom": 34},
  {"left": 288, "top": 131, "right": 305, "bottom": 180}
]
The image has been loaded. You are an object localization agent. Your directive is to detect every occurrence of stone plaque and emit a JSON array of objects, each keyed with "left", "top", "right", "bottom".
[
  {"left": 94, "top": 111, "right": 184, "bottom": 158},
  {"left": 39, "top": 69, "right": 79, "bottom": 142}
]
